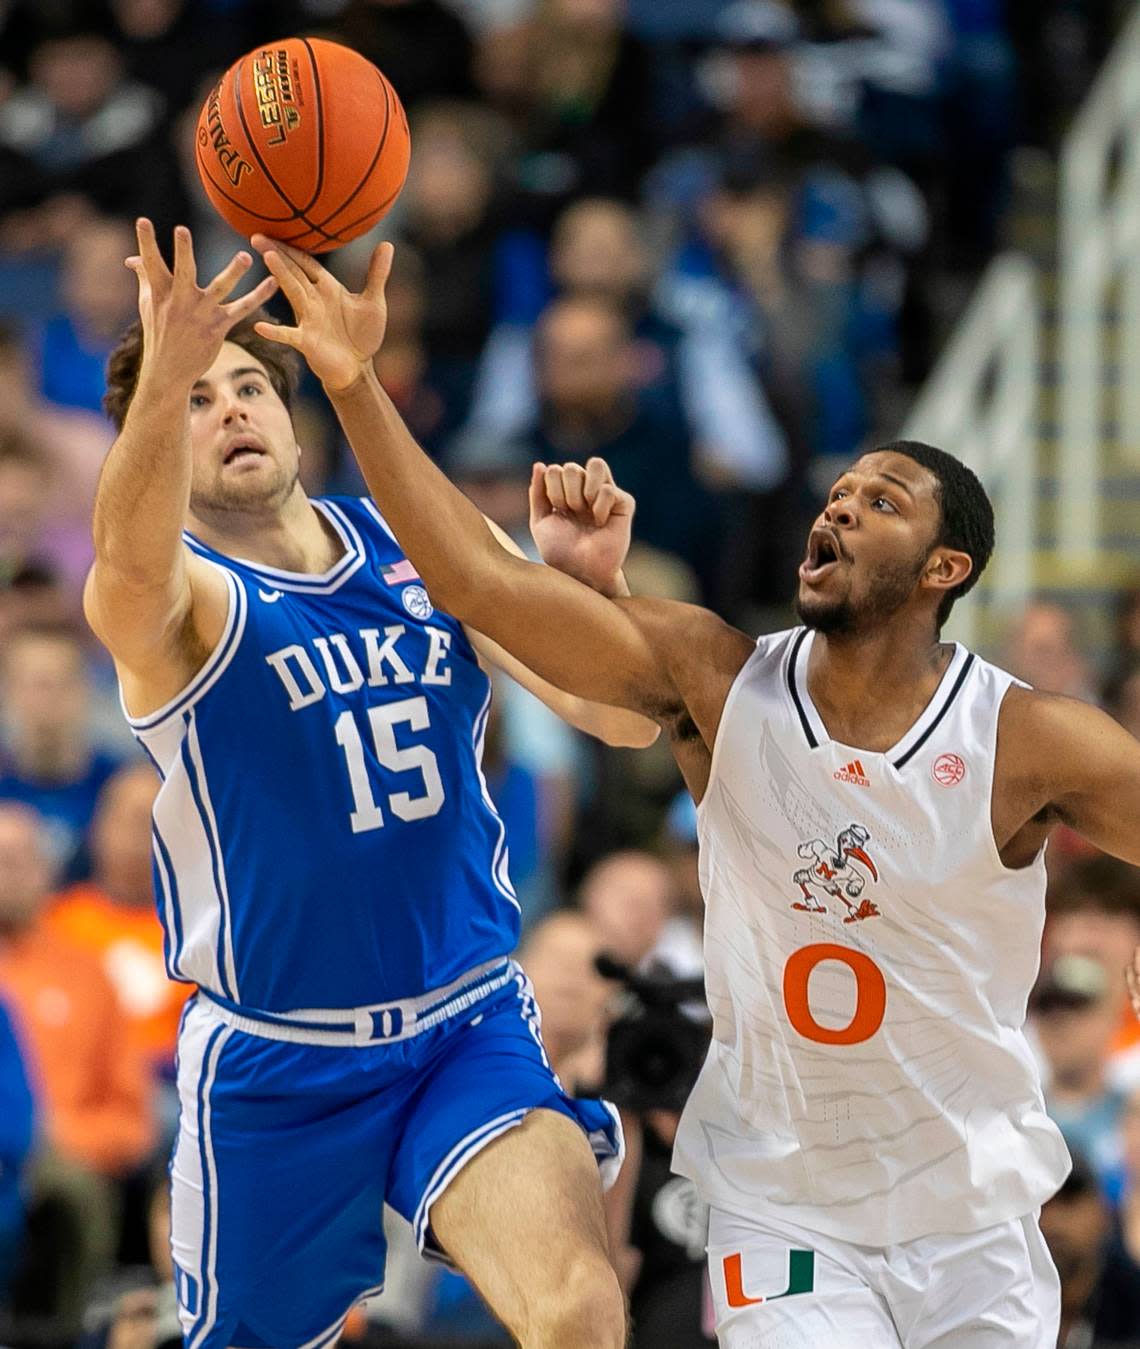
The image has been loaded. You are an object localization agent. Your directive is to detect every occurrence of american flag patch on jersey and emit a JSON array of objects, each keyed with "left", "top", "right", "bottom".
[{"left": 380, "top": 560, "right": 420, "bottom": 586}]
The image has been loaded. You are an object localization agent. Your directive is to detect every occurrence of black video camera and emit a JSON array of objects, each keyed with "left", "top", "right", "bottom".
[{"left": 597, "top": 954, "right": 711, "bottom": 1113}]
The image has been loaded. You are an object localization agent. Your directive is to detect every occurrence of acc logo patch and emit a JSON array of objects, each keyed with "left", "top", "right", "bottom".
[
  {"left": 401, "top": 585, "right": 433, "bottom": 620},
  {"left": 932, "top": 753, "right": 966, "bottom": 787}
]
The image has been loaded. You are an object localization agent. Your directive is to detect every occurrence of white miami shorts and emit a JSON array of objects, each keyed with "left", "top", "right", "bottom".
[{"left": 706, "top": 1204, "right": 1060, "bottom": 1349}]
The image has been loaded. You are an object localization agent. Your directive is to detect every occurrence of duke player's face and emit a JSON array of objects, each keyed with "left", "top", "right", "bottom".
[
  {"left": 795, "top": 450, "right": 942, "bottom": 635},
  {"left": 187, "top": 341, "right": 300, "bottom": 515}
]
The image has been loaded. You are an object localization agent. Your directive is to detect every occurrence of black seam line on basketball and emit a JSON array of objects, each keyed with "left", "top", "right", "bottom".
[
  {"left": 787, "top": 628, "right": 818, "bottom": 749},
  {"left": 194, "top": 143, "right": 299, "bottom": 222},
  {"left": 275, "top": 178, "right": 403, "bottom": 248},
  {"left": 306, "top": 66, "right": 392, "bottom": 232},
  {"left": 299, "top": 38, "right": 327, "bottom": 217},
  {"left": 232, "top": 50, "right": 337, "bottom": 242},
  {"left": 892, "top": 653, "right": 976, "bottom": 770}
]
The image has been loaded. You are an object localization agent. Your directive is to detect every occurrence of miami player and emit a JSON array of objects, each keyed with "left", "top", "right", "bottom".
[
  {"left": 86, "top": 220, "right": 658, "bottom": 1349},
  {"left": 258, "top": 231, "right": 1140, "bottom": 1348}
]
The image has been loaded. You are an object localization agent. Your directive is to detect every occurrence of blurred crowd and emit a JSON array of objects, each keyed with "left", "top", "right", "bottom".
[{"left": 0, "top": 0, "right": 1138, "bottom": 1346}]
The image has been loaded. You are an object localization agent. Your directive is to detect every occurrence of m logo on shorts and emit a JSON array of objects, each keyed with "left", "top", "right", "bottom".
[{"left": 724, "top": 1248, "right": 815, "bottom": 1308}]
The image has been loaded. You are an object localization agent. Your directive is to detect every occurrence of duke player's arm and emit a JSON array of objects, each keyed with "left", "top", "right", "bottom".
[
  {"left": 995, "top": 685, "right": 1140, "bottom": 866},
  {"left": 85, "top": 221, "right": 275, "bottom": 710},
  {"left": 471, "top": 516, "right": 660, "bottom": 749}
]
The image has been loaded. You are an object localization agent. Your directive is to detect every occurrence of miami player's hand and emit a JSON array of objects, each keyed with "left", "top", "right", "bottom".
[
  {"left": 250, "top": 234, "right": 393, "bottom": 392},
  {"left": 529, "top": 458, "right": 635, "bottom": 599},
  {"left": 124, "top": 219, "right": 278, "bottom": 390}
]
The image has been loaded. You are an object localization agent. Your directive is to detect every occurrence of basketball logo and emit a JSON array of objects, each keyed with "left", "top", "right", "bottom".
[
  {"left": 932, "top": 753, "right": 966, "bottom": 787},
  {"left": 401, "top": 585, "right": 433, "bottom": 620}
]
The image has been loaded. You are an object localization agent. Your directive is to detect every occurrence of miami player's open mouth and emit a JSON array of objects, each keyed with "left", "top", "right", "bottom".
[{"left": 799, "top": 527, "right": 845, "bottom": 585}]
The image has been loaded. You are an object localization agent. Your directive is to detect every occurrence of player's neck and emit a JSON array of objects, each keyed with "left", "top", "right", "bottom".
[
  {"left": 806, "top": 621, "right": 953, "bottom": 751},
  {"left": 190, "top": 488, "right": 345, "bottom": 576}
]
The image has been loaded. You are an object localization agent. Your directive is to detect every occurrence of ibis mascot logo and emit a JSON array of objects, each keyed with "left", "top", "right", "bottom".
[{"left": 791, "top": 823, "right": 880, "bottom": 924}]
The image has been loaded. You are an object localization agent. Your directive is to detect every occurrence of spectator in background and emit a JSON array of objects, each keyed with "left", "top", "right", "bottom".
[
  {"left": 0, "top": 430, "right": 92, "bottom": 616},
  {"left": 0, "top": 803, "right": 154, "bottom": 1331},
  {"left": 579, "top": 850, "right": 672, "bottom": 970},
  {"left": 339, "top": 241, "right": 474, "bottom": 460},
  {"left": 0, "top": 320, "right": 112, "bottom": 563},
  {"left": 336, "top": 0, "right": 475, "bottom": 111},
  {"left": 518, "top": 909, "right": 614, "bottom": 1091},
  {"left": 0, "top": 624, "right": 122, "bottom": 879},
  {"left": 476, "top": 0, "right": 659, "bottom": 227},
  {"left": 1041, "top": 1153, "right": 1140, "bottom": 1349},
  {"left": 47, "top": 763, "right": 189, "bottom": 1094},
  {"left": 1002, "top": 599, "right": 1098, "bottom": 701},
  {"left": 0, "top": 20, "right": 173, "bottom": 249},
  {"left": 1032, "top": 954, "right": 1125, "bottom": 1196},
  {"left": 1114, "top": 1088, "right": 1140, "bottom": 1296},
  {"left": 399, "top": 101, "right": 513, "bottom": 431},
  {"left": 525, "top": 295, "right": 724, "bottom": 597},
  {"left": 469, "top": 196, "right": 791, "bottom": 497},
  {"left": 0, "top": 994, "right": 35, "bottom": 1305},
  {"left": 108, "top": 0, "right": 248, "bottom": 118},
  {"left": 1046, "top": 855, "right": 1140, "bottom": 1077},
  {"left": 38, "top": 214, "right": 139, "bottom": 415}
]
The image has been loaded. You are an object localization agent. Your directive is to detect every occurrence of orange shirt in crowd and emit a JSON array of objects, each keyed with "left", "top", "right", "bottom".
[
  {"left": 47, "top": 884, "right": 191, "bottom": 1071},
  {"left": 0, "top": 921, "right": 155, "bottom": 1176}
]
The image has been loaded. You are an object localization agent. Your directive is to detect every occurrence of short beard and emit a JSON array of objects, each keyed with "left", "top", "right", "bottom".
[
  {"left": 796, "top": 551, "right": 927, "bottom": 636},
  {"left": 191, "top": 462, "right": 298, "bottom": 516}
]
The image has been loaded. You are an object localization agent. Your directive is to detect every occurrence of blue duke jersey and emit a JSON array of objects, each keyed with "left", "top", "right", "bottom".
[{"left": 126, "top": 497, "right": 519, "bottom": 1012}]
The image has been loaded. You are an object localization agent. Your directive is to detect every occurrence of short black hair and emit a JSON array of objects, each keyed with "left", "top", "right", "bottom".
[{"left": 875, "top": 440, "right": 995, "bottom": 629}]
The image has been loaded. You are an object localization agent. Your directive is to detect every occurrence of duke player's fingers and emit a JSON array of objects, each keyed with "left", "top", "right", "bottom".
[
  {"left": 172, "top": 225, "right": 197, "bottom": 286},
  {"left": 562, "top": 464, "right": 587, "bottom": 515},
  {"left": 134, "top": 218, "right": 168, "bottom": 280},
  {"left": 204, "top": 250, "right": 253, "bottom": 301},
  {"left": 544, "top": 464, "right": 569, "bottom": 514},
  {"left": 528, "top": 463, "right": 554, "bottom": 521},
  {"left": 253, "top": 319, "right": 303, "bottom": 349},
  {"left": 364, "top": 241, "right": 395, "bottom": 301},
  {"left": 224, "top": 274, "right": 279, "bottom": 324}
]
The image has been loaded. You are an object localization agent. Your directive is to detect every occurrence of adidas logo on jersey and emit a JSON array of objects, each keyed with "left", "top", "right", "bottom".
[{"left": 833, "top": 759, "right": 870, "bottom": 788}]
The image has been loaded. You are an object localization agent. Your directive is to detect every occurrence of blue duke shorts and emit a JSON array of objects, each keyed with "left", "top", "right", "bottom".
[{"left": 170, "top": 960, "right": 623, "bottom": 1349}]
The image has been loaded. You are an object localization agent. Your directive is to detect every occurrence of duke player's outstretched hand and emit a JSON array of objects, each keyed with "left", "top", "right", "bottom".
[
  {"left": 124, "top": 219, "right": 278, "bottom": 387},
  {"left": 529, "top": 458, "right": 636, "bottom": 598},
  {"left": 249, "top": 235, "right": 394, "bottom": 391}
]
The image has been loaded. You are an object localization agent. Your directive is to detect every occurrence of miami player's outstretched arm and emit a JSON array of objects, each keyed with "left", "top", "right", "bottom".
[
  {"left": 472, "top": 507, "right": 660, "bottom": 749},
  {"left": 251, "top": 236, "right": 749, "bottom": 730},
  {"left": 85, "top": 220, "right": 276, "bottom": 705}
]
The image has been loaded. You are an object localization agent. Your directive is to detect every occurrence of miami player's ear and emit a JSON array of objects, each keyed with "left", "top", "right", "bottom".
[{"left": 924, "top": 547, "right": 972, "bottom": 595}]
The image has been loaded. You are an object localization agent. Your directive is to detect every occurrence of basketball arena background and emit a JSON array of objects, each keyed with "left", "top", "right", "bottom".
[{"left": 0, "top": 2, "right": 1138, "bottom": 1346}]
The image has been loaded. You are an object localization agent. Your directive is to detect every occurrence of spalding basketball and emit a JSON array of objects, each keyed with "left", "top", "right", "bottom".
[{"left": 195, "top": 38, "right": 410, "bottom": 253}]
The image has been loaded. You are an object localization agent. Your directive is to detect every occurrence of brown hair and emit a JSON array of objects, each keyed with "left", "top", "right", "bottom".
[{"left": 103, "top": 309, "right": 301, "bottom": 431}]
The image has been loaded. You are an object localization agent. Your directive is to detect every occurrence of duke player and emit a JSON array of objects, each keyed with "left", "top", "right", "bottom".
[
  {"left": 86, "top": 220, "right": 659, "bottom": 1349},
  {"left": 257, "top": 232, "right": 1140, "bottom": 1349}
]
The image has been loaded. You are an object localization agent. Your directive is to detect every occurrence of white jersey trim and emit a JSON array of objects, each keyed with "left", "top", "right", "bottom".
[
  {"left": 182, "top": 498, "right": 367, "bottom": 593},
  {"left": 122, "top": 563, "right": 247, "bottom": 733}
]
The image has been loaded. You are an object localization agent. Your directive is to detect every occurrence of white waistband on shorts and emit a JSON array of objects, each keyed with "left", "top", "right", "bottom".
[{"left": 198, "top": 957, "right": 516, "bottom": 1046}]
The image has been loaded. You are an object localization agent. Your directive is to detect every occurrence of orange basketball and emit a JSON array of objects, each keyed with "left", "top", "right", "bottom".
[{"left": 195, "top": 37, "right": 410, "bottom": 253}]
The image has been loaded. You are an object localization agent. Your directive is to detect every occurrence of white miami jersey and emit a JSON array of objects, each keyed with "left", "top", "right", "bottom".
[{"left": 673, "top": 627, "right": 1070, "bottom": 1246}]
